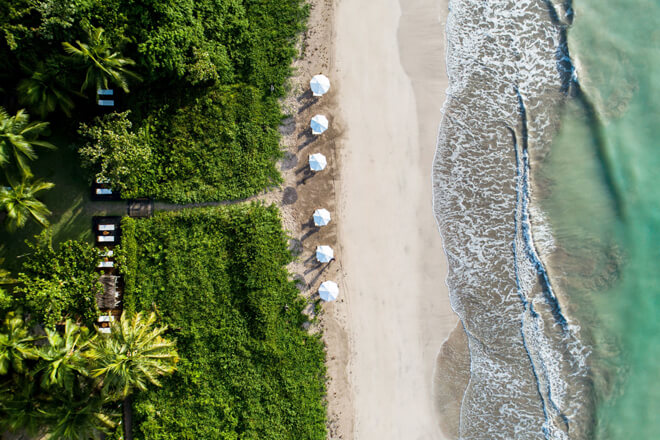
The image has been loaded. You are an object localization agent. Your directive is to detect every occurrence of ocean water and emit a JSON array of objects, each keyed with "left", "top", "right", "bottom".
[
  {"left": 433, "top": 0, "right": 658, "bottom": 438},
  {"left": 539, "top": 0, "right": 660, "bottom": 438}
]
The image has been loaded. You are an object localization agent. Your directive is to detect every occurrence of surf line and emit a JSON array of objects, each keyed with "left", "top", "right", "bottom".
[{"left": 510, "top": 87, "right": 571, "bottom": 439}]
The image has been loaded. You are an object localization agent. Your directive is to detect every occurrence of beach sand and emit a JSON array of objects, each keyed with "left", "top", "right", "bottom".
[
  {"left": 269, "top": 0, "right": 458, "bottom": 437},
  {"left": 332, "top": 0, "right": 458, "bottom": 438}
]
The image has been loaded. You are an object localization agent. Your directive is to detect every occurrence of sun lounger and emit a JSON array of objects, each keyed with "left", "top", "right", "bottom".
[
  {"left": 98, "top": 236, "right": 115, "bottom": 242},
  {"left": 98, "top": 261, "right": 114, "bottom": 268},
  {"left": 96, "top": 188, "right": 113, "bottom": 195},
  {"left": 98, "top": 99, "right": 115, "bottom": 106},
  {"left": 100, "top": 250, "right": 114, "bottom": 257},
  {"left": 98, "top": 224, "right": 116, "bottom": 231},
  {"left": 97, "top": 89, "right": 114, "bottom": 96},
  {"left": 99, "top": 327, "right": 111, "bottom": 334},
  {"left": 98, "top": 315, "right": 115, "bottom": 322}
]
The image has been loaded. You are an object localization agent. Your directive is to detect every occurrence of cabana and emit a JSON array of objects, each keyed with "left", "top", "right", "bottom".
[{"left": 97, "top": 275, "right": 121, "bottom": 310}]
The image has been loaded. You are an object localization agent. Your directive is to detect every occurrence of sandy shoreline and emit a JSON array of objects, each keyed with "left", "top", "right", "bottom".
[
  {"left": 333, "top": 0, "right": 456, "bottom": 438},
  {"left": 271, "top": 0, "right": 457, "bottom": 438}
]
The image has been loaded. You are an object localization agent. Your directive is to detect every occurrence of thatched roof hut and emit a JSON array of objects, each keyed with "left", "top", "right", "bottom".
[{"left": 97, "top": 275, "right": 121, "bottom": 310}]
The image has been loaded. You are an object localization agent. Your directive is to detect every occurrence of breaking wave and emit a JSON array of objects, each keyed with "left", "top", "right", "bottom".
[{"left": 433, "top": 0, "right": 593, "bottom": 438}]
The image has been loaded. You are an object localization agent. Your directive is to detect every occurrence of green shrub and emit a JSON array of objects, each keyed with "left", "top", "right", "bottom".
[
  {"left": 119, "top": 205, "right": 327, "bottom": 440},
  {"left": 12, "top": 232, "right": 101, "bottom": 327},
  {"left": 78, "top": 111, "right": 154, "bottom": 199}
]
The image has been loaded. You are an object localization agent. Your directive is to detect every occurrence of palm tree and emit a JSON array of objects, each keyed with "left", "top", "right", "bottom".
[
  {"left": 0, "top": 177, "right": 54, "bottom": 231},
  {"left": 41, "top": 394, "right": 117, "bottom": 440},
  {"left": 63, "top": 27, "right": 142, "bottom": 93},
  {"left": 18, "top": 62, "right": 77, "bottom": 118},
  {"left": 0, "top": 376, "right": 48, "bottom": 436},
  {"left": 0, "top": 311, "right": 38, "bottom": 375},
  {"left": 0, "top": 256, "right": 16, "bottom": 285},
  {"left": 86, "top": 311, "right": 178, "bottom": 439},
  {"left": 0, "top": 108, "right": 55, "bottom": 178},
  {"left": 38, "top": 321, "right": 91, "bottom": 393},
  {"left": 86, "top": 311, "right": 178, "bottom": 397}
]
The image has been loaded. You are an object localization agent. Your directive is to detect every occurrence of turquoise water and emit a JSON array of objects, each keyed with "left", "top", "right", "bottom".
[{"left": 539, "top": 0, "right": 660, "bottom": 437}]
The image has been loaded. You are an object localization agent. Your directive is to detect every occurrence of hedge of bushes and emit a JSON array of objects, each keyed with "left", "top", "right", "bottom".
[{"left": 119, "top": 204, "right": 327, "bottom": 439}]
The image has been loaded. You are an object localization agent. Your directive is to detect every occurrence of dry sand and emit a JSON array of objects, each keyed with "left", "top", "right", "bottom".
[
  {"left": 332, "top": 0, "right": 458, "bottom": 438},
  {"left": 268, "top": 0, "right": 459, "bottom": 438}
]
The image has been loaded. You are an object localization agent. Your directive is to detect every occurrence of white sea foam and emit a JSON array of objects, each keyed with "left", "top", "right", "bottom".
[{"left": 434, "top": 0, "right": 592, "bottom": 438}]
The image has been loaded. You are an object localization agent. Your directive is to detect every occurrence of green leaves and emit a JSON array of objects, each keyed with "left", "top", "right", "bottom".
[
  {"left": 63, "top": 26, "right": 142, "bottom": 93},
  {"left": 0, "top": 311, "right": 37, "bottom": 375},
  {"left": 86, "top": 311, "right": 179, "bottom": 399},
  {"left": 0, "top": 178, "right": 54, "bottom": 231},
  {"left": 0, "top": 310, "right": 176, "bottom": 439},
  {"left": 17, "top": 61, "right": 77, "bottom": 118},
  {"left": 38, "top": 321, "right": 91, "bottom": 392},
  {"left": 0, "top": 107, "right": 55, "bottom": 179},
  {"left": 120, "top": 206, "right": 327, "bottom": 439},
  {"left": 13, "top": 233, "right": 102, "bottom": 327},
  {"left": 78, "top": 111, "right": 153, "bottom": 198}
]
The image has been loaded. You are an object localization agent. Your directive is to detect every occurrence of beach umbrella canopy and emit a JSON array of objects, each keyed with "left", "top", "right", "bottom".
[
  {"left": 310, "top": 115, "right": 329, "bottom": 135},
  {"left": 313, "top": 208, "right": 331, "bottom": 226},
  {"left": 319, "top": 281, "right": 339, "bottom": 302},
  {"left": 310, "top": 74, "right": 331, "bottom": 96},
  {"left": 316, "top": 245, "right": 334, "bottom": 263},
  {"left": 309, "top": 153, "right": 327, "bottom": 171}
]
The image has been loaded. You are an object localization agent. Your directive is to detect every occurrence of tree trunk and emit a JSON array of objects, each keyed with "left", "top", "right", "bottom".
[{"left": 122, "top": 395, "right": 133, "bottom": 440}]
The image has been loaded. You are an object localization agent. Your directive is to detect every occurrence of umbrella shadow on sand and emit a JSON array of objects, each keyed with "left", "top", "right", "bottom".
[
  {"left": 300, "top": 218, "right": 320, "bottom": 242},
  {"left": 306, "top": 261, "right": 332, "bottom": 282}
]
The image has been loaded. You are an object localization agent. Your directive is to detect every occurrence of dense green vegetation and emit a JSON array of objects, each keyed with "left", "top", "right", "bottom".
[
  {"left": 0, "top": 232, "right": 179, "bottom": 440},
  {"left": 0, "top": 2, "right": 326, "bottom": 439},
  {"left": 8, "top": 232, "right": 102, "bottom": 327},
  {"left": 1, "top": 0, "right": 308, "bottom": 203},
  {"left": 119, "top": 205, "right": 327, "bottom": 440},
  {"left": 0, "top": 311, "right": 178, "bottom": 440}
]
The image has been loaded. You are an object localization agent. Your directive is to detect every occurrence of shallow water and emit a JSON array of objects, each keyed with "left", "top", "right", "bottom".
[{"left": 538, "top": 0, "right": 660, "bottom": 437}]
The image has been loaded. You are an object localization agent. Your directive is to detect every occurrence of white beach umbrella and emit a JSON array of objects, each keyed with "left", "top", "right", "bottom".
[
  {"left": 310, "top": 74, "right": 331, "bottom": 96},
  {"left": 313, "top": 208, "right": 331, "bottom": 226},
  {"left": 318, "top": 281, "right": 339, "bottom": 302},
  {"left": 309, "top": 153, "right": 327, "bottom": 171},
  {"left": 310, "top": 115, "right": 329, "bottom": 135},
  {"left": 316, "top": 245, "right": 334, "bottom": 263}
]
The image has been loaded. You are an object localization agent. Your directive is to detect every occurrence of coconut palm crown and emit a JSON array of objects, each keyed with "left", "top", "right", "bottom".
[
  {"left": 0, "top": 311, "right": 38, "bottom": 375},
  {"left": 18, "top": 62, "right": 77, "bottom": 118},
  {"left": 62, "top": 27, "right": 142, "bottom": 93},
  {"left": 38, "top": 320, "right": 91, "bottom": 393},
  {"left": 0, "top": 177, "right": 54, "bottom": 231},
  {"left": 0, "top": 108, "right": 55, "bottom": 178},
  {"left": 40, "top": 394, "right": 117, "bottom": 440},
  {"left": 86, "top": 311, "right": 178, "bottom": 398}
]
